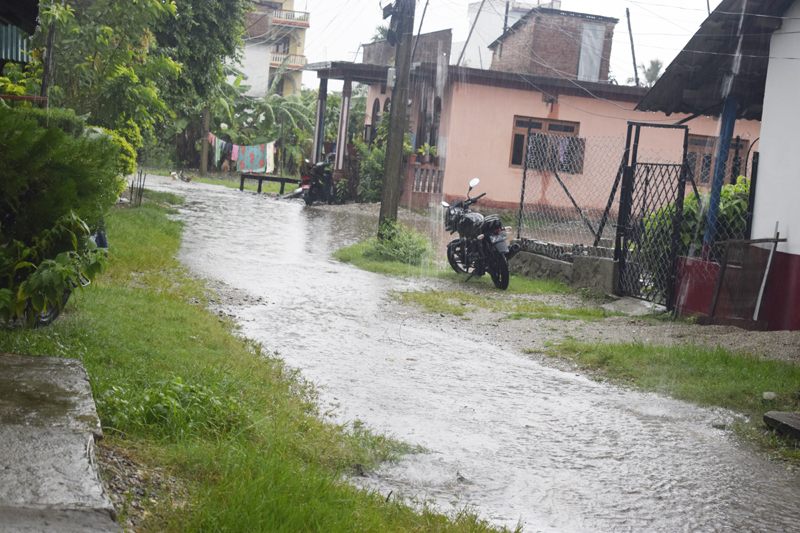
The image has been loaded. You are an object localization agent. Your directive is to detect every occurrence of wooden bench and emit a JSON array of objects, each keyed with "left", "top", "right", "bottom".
[{"left": 239, "top": 173, "right": 300, "bottom": 194}]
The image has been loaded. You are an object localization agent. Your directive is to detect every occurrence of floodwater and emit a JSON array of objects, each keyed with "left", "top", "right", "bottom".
[{"left": 150, "top": 176, "right": 800, "bottom": 532}]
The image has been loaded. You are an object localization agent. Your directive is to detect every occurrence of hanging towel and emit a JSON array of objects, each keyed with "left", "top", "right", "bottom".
[
  {"left": 214, "top": 138, "right": 222, "bottom": 167},
  {"left": 208, "top": 132, "right": 214, "bottom": 145},
  {"left": 231, "top": 145, "right": 240, "bottom": 162},
  {"left": 265, "top": 142, "right": 275, "bottom": 174},
  {"left": 238, "top": 144, "right": 267, "bottom": 172}
]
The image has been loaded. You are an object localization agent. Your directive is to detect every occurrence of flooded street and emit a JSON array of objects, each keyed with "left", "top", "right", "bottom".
[{"left": 152, "top": 176, "right": 800, "bottom": 532}]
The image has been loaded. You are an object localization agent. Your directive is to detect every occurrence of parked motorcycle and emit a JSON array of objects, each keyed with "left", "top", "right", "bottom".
[
  {"left": 300, "top": 157, "right": 335, "bottom": 206},
  {"left": 442, "top": 178, "right": 520, "bottom": 290}
]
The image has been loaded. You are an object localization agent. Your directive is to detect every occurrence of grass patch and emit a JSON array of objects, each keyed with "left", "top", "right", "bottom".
[
  {"left": 395, "top": 289, "right": 607, "bottom": 321},
  {"left": 334, "top": 240, "right": 575, "bottom": 298},
  {"left": 0, "top": 201, "right": 513, "bottom": 532},
  {"left": 142, "top": 188, "right": 184, "bottom": 205},
  {"left": 549, "top": 340, "right": 800, "bottom": 462}
]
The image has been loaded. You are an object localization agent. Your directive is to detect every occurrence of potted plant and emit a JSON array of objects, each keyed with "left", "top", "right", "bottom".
[{"left": 417, "top": 143, "right": 437, "bottom": 165}]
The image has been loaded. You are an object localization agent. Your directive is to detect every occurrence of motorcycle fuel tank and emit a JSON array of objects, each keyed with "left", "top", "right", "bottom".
[{"left": 458, "top": 212, "right": 485, "bottom": 238}]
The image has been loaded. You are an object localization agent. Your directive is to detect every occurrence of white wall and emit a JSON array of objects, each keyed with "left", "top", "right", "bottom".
[
  {"left": 241, "top": 43, "right": 274, "bottom": 98},
  {"left": 751, "top": 0, "right": 800, "bottom": 254},
  {"left": 453, "top": 1, "right": 551, "bottom": 68}
]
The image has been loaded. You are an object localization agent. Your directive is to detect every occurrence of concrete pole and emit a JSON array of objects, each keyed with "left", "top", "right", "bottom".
[
  {"left": 312, "top": 78, "right": 328, "bottom": 164},
  {"left": 333, "top": 77, "right": 352, "bottom": 184},
  {"left": 458, "top": 0, "right": 486, "bottom": 66},
  {"left": 379, "top": 0, "right": 415, "bottom": 233},
  {"left": 626, "top": 8, "right": 640, "bottom": 87},
  {"left": 200, "top": 107, "right": 210, "bottom": 177}
]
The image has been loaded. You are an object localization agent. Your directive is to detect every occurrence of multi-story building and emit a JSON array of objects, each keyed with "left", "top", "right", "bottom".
[{"left": 241, "top": 0, "right": 309, "bottom": 97}]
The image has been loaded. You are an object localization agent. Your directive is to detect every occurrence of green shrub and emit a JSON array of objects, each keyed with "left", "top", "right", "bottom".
[
  {"left": 356, "top": 141, "right": 386, "bottom": 203},
  {"left": 11, "top": 106, "right": 87, "bottom": 136},
  {"left": 362, "top": 220, "right": 433, "bottom": 265},
  {"left": 102, "top": 127, "right": 137, "bottom": 177},
  {"left": 638, "top": 177, "right": 750, "bottom": 296},
  {"left": 0, "top": 213, "right": 108, "bottom": 325},
  {"left": 0, "top": 106, "right": 123, "bottom": 244},
  {"left": 644, "top": 177, "right": 750, "bottom": 257}
]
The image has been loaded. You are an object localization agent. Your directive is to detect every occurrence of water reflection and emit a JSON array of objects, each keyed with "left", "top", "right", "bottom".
[{"left": 147, "top": 176, "right": 800, "bottom": 532}]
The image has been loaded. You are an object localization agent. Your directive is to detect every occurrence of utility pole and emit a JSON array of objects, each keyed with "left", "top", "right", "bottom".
[
  {"left": 200, "top": 108, "right": 210, "bottom": 177},
  {"left": 411, "top": 0, "right": 430, "bottom": 62},
  {"left": 379, "top": 0, "right": 416, "bottom": 235},
  {"left": 498, "top": 1, "right": 510, "bottom": 59},
  {"left": 626, "top": 8, "right": 640, "bottom": 87},
  {"left": 458, "top": 0, "right": 486, "bottom": 66}
]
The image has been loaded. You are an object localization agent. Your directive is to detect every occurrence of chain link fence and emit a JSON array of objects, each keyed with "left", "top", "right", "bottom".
[{"left": 516, "top": 133, "right": 626, "bottom": 261}]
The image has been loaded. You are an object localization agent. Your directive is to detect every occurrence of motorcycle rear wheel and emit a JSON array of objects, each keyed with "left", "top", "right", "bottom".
[
  {"left": 302, "top": 190, "right": 314, "bottom": 206},
  {"left": 490, "top": 252, "right": 509, "bottom": 290}
]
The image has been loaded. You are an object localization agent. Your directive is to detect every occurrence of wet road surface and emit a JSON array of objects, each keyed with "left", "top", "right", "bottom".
[{"left": 151, "top": 177, "right": 800, "bottom": 532}]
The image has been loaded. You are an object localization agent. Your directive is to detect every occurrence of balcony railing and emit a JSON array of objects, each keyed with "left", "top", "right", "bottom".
[
  {"left": 270, "top": 52, "right": 307, "bottom": 69},
  {"left": 272, "top": 10, "right": 310, "bottom": 28}
]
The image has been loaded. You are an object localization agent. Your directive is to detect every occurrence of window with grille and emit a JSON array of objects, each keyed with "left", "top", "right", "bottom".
[{"left": 510, "top": 116, "right": 584, "bottom": 174}]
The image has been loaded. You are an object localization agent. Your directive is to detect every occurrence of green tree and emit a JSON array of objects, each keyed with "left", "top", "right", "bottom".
[
  {"left": 373, "top": 24, "right": 389, "bottom": 41},
  {"left": 33, "top": 1, "right": 181, "bottom": 133},
  {"left": 639, "top": 59, "right": 664, "bottom": 88},
  {"left": 152, "top": 0, "right": 250, "bottom": 166}
]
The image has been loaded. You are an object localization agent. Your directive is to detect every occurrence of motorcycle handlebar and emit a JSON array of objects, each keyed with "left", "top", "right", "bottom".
[{"left": 467, "top": 192, "right": 486, "bottom": 205}]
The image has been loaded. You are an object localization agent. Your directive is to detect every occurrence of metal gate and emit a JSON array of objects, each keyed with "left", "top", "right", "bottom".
[{"left": 614, "top": 122, "right": 689, "bottom": 309}]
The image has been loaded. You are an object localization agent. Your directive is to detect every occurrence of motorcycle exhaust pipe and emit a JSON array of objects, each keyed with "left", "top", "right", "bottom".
[{"left": 506, "top": 243, "right": 521, "bottom": 262}]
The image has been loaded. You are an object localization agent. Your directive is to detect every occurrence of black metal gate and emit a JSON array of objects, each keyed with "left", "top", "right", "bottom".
[{"left": 614, "top": 122, "right": 689, "bottom": 309}]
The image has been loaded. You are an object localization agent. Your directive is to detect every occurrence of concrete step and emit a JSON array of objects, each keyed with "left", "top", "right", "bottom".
[
  {"left": 764, "top": 411, "right": 800, "bottom": 441},
  {"left": 0, "top": 354, "right": 119, "bottom": 532}
]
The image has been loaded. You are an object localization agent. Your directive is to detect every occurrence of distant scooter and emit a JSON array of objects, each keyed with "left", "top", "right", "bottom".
[{"left": 300, "top": 156, "right": 335, "bottom": 206}]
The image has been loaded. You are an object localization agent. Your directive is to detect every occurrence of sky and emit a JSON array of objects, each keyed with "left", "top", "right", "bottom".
[{"left": 296, "top": 0, "right": 725, "bottom": 90}]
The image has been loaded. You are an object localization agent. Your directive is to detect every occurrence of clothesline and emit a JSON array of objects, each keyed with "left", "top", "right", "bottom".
[{"left": 206, "top": 132, "right": 275, "bottom": 173}]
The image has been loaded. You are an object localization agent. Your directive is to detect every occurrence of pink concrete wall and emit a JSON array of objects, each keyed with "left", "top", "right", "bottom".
[{"left": 443, "top": 81, "right": 761, "bottom": 210}]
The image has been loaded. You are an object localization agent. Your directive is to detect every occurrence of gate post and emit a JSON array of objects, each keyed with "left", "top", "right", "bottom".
[
  {"left": 614, "top": 124, "right": 638, "bottom": 284},
  {"left": 665, "top": 128, "right": 690, "bottom": 311}
]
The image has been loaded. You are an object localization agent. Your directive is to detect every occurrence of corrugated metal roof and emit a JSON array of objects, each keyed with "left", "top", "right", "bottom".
[
  {"left": 0, "top": 25, "right": 30, "bottom": 63},
  {"left": 635, "top": 0, "right": 794, "bottom": 121}
]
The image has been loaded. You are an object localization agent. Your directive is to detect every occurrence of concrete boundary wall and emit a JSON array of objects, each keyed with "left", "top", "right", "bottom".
[{"left": 509, "top": 250, "right": 618, "bottom": 295}]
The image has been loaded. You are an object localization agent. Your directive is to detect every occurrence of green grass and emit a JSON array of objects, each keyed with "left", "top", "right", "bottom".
[
  {"left": 334, "top": 240, "right": 575, "bottom": 295},
  {"left": 395, "top": 289, "right": 608, "bottom": 321},
  {"left": 549, "top": 340, "right": 800, "bottom": 462},
  {"left": 141, "top": 188, "right": 184, "bottom": 205},
  {"left": 140, "top": 166, "right": 298, "bottom": 194},
  {"left": 193, "top": 177, "right": 296, "bottom": 194},
  {"left": 0, "top": 201, "right": 513, "bottom": 532}
]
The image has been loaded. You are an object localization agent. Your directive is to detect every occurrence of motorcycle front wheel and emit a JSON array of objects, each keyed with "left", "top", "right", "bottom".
[
  {"left": 490, "top": 252, "right": 509, "bottom": 290},
  {"left": 447, "top": 238, "right": 473, "bottom": 275}
]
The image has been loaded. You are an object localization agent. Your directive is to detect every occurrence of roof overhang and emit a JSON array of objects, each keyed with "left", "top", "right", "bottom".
[
  {"left": 305, "top": 62, "right": 392, "bottom": 85},
  {"left": 306, "top": 61, "right": 648, "bottom": 104},
  {"left": 635, "top": 0, "right": 794, "bottom": 121},
  {"left": 0, "top": 0, "right": 40, "bottom": 35}
]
